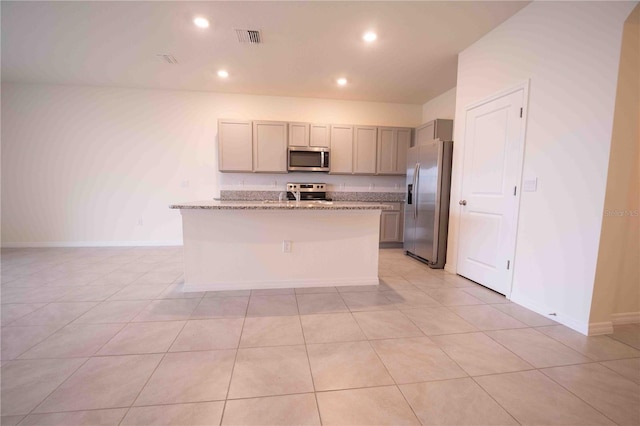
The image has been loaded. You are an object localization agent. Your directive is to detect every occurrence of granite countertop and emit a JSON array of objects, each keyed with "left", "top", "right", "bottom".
[
  {"left": 170, "top": 200, "right": 395, "bottom": 210},
  {"left": 219, "top": 190, "right": 405, "bottom": 203}
]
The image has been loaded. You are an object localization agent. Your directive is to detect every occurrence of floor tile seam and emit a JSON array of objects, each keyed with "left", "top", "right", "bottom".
[
  {"left": 25, "top": 355, "right": 93, "bottom": 418},
  {"left": 536, "top": 366, "right": 628, "bottom": 425},
  {"left": 426, "top": 331, "right": 536, "bottom": 376},
  {"left": 534, "top": 328, "right": 640, "bottom": 361},
  {"left": 71, "top": 299, "right": 156, "bottom": 326},
  {"left": 467, "top": 375, "right": 524, "bottom": 425},
  {"left": 107, "top": 283, "right": 173, "bottom": 303},
  {"left": 487, "top": 304, "right": 560, "bottom": 329},
  {"left": 399, "top": 307, "right": 479, "bottom": 335},
  {"left": 218, "top": 314, "right": 248, "bottom": 426},
  {"left": 1, "top": 301, "right": 54, "bottom": 327},
  {"left": 2, "top": 321, "right": 70, "bottom": 361},
  {"left": 120, "top": 313, "right": 194, "bottom": 425},
  {"left": 15, "top": 321, "right": 128, "bottom": 361},
  {"left": 529, "top": 326, "right": 616, "bottom": 365},
  {"left": 597, "top": 359, "right": 640, "bottom": 383},
  {"left": 294, "top": 296, "right": 323, "bottom": 426},
  {"left": 12, "top": 405, "right": 131, "bottom": 421},
  {"left": 468, "top": 331, "right": 537, "bottom": 370},
  {"left": 89, "top": 321, "right": 144, "bottom": 357}
]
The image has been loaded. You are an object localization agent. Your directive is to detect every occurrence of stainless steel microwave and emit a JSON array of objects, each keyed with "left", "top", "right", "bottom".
[{"left": 288, "top": 147, "right": 330, "bottom": 172}]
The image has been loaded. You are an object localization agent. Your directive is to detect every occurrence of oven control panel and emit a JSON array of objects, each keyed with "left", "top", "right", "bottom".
[{"left": 287, "top": 183, "right": 326, "bottom": 192}]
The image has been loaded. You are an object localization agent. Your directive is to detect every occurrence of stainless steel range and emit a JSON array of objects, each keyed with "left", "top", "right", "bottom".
[{"left": 286, "top": 183, "right": 331, "bottom": 201}]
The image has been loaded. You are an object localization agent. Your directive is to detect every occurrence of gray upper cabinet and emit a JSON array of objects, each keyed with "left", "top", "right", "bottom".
[
  {"left": 253, "top": 121, "right": 288, "bottom": 173},
  {"left": 218, "top": 119, "right": 253, "bottom": 172},
  {"left": 414, "top": 119, "right": 453, "bottom": 146},
  {"left": 353, "top": 126, "right": 377, "bottom": 175},
  {"left": 310, "top": 123, "right": 331, "bottom": 147},
  {"left": 288, "top": 122, "right": 310, "bottom": 147},
  {"left": 396, "top": 128, "right": 411, "bottom": 174},
  {"left": 329, "top": 125, "right": 354, "bottom": 174},
  {"left": 289, "top": 122, "right": 330, "bottom": 148},
  {"left": 376, "top": 127, "right": 411, "bottom": 175}
]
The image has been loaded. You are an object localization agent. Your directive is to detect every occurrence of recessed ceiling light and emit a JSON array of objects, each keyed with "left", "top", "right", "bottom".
[
  {"left": 363, "top": 31, "right": 377, "bottom": 42},
  {"left": 194, "top": 17, "right": 210, "bottom": 28},
  {"left": 217, "top": 70, "right": 229, "bottom": 78},
  {"left": 337, "top": 78, "right": 348, "bottom": 86}
]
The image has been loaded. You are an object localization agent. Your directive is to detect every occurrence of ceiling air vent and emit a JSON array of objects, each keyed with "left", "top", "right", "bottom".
[
  {"left": 156, "top": 54, "right": 178, "bottom": 64},
  {"left": 235, "top": 29, "right": 262, "bottom": 44}
]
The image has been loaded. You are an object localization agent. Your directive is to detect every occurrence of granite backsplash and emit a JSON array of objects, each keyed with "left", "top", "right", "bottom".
[{"left": 219, "top": 190, "right": 405, "bottom": 203}]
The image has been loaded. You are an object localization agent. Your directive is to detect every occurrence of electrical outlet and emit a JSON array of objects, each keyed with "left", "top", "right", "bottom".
[
  {"left": 282, "top": 240, "right": 292, "bottom": 253},
  {"left": 369, "top": 183, "right": 375, "bottom": 190},
  {"left": 181, "top": 180, "right": 190, "bottom": 188},
  {"left": 137, "top": 218, "right": 143, "bottom": 226}
]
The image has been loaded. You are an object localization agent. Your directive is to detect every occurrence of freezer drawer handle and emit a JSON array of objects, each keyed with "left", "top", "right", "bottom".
[{"left": 459, "top": 200, "right": 467, "bottom": 206}]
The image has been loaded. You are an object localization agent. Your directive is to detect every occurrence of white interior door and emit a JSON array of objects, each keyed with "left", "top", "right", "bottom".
[{"left": 457, "top": 88, "right": 525, "bottom": 296}]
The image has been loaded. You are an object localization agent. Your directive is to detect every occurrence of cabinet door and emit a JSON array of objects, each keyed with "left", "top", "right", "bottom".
[
  {"left": 288, "top": 122, "right": 309, "bottom": 147},
  {"left": 396, "top": 128, "right": 411, "bottom": 174},
  {"left": 253, "top": 121, "right": 288, "bottom": 173},
  {"left": 415, "top": 121, "right": 435, "bottom": 146},
  {"left": 310, "top": 124, "right": 330, "bottom": 147},
  {"left": 353, "top": 126, "right": 377, "bottom": 175},
  {"left": 329, "top": 125, "right": 353, "bottom": 174},
  {"left": 377, "top": 128, "right": 397, "bottom": 175},
  {"left": 380, "top": 211, "right": 401, "bottom": 242},
  {"left": 218, "top": 119, "right": 253, "bottom": 172}
]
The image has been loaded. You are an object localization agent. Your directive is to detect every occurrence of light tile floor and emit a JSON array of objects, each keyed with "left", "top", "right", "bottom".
[{"left": 1, "top": 247, "right": 639, "bottom": 425}]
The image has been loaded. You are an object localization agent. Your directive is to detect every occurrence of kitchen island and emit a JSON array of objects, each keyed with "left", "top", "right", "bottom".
[{"left": 170, "top": 200, "right": 394, "bottom": 292}]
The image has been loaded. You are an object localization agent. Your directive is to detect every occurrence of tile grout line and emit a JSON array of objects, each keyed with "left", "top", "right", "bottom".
[
  {"left": 536, "top": 366, "right": 630, "bottom": 425},
  {"left": 117, "top": 291, "right": 204, "bottom": 426},
  {"left": 468, "top": 375, "right": 523, "bottom": 425},
  {"left": 218, "top": 291, "right": 250, "bottom": 426},
  {"left": 294, "top": 292, "right": 324, "bottom": 425}
]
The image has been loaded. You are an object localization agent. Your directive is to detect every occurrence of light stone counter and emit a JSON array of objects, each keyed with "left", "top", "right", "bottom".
[{"left": 170, "top": 200, "right": 394, "bottom": 210}]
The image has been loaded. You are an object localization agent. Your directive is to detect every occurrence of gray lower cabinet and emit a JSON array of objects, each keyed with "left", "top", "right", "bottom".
[{"left": 380, "top": 203, "right": 404, "bottom": 243}]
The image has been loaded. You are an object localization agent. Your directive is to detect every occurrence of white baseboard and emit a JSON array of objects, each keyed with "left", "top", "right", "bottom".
[
  {"left": 509, "top": 290, "right": 589, "bottom": 335},
  {"left": 184, "top": 277, "right": 380, "bottom": 292},
  {"left": 588, "top": 321, "right": 614, "bottom": 335},
  {"left": 611, "top": 312, "right": 640, "bottom": 325},
  {"left": 1, "top": 240, "right": 183, "bottom": 248}
]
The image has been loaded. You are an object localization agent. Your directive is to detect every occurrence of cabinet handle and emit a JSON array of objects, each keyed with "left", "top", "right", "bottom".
[{"left": 459, "top": 200, "right": 467, "bottom": 206}]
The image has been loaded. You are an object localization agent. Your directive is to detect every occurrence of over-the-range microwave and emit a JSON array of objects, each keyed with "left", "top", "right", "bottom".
[{"left": 288, "top": 147, "right": 330, "bottom": 172}]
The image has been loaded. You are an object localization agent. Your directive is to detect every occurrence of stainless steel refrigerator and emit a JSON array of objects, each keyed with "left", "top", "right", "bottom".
[{"left": 404, "top": 140, "right": 453, "bottom": 268}]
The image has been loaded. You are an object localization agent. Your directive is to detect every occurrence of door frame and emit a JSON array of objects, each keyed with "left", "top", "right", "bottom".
[{"left": 456, "top": 80, "right": 530, "bottom": 299}]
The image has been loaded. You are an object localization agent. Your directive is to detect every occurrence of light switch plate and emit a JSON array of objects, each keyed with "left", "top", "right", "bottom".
[{"left": 523, "top": 178, "right": 538, "bottom": 192}]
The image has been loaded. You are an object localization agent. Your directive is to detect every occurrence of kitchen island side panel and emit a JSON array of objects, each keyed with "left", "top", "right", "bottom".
[{"left": 180, "top": 209, "right": 381, "bottom": 291}]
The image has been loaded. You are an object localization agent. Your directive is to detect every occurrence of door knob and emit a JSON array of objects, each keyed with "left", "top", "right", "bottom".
[{"left": 459, "top": 200, "right": 467, "bottom": 206}]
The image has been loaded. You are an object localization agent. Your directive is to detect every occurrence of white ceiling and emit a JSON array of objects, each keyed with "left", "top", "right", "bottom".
[{"left": 1, "top": 1, "right": 528, "bottom": 104}]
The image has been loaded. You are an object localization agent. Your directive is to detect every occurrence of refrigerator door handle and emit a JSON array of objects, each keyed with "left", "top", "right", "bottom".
[{"left": 414, "top": 163, "right": 420, "bottom": 219}]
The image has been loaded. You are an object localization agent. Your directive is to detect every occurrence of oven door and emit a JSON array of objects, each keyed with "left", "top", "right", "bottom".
[{"left": 288, "top": 148, "right": 330, "bottom": 171}]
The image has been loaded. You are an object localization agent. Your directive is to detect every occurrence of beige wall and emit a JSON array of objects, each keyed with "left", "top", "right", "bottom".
[
  {"left": 449, "top": 1, "right": 635, "bottom": 333},
  {"left": 422, "top": 87, "right": 456, "bottom": 123},
  {"left": 591, "top": 4, "right": 640, "bottom": 327},
  {"left": 1, "top": 83, "right": 422, "bottom": 246}
]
